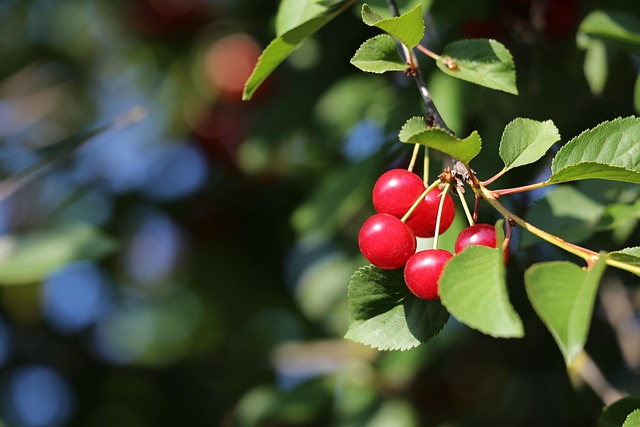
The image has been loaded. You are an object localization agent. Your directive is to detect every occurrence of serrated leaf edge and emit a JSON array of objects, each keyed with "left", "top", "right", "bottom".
[
  {"left": 350, "top": 34, "right": 407, "bottom": 74},
  {"left": 550, "top": 116, "right": 639, "bottom": 173}
]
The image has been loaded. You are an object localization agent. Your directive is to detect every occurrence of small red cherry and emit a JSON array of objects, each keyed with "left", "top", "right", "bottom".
[
  {"left": 358, "top": 213, "right": 417, "bottom": 270},
  {"left": 455, "top": 223, "right": 509, "bottom": 262},
  {"left": 405, "top": 189, "right": 455, "bottom": 238},
  {"left": 372, "top": 169, "right": 425, "bottom": 219},
  {"left": 404, "top": 249, "right": 453, "bottom": 300}
]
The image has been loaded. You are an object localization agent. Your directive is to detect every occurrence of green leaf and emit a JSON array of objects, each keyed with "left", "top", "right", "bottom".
[
  {"left": 601, "top": 397, "right": 640, "bottom": 427},
  {"left": 350, "top": 34, "right": 408, "bottom": 73},
  {"left": 436, "top": 39, "right": 518, "bottom": 95},
  {"left": 609, "top": 247, "right": 640, "bottom": 276},
  {"left": 0, "top": 222, "right": 117, "bottom": 285},
  {"left": 578, "top": 10, "right": 640, "bottom": 55},
  {"left": 499, "top": 118, "right": 560, "bottom": 171},
  {"left": 583, "top": 39, "right": 608, "bottom": 95},
  {"left": 524, "top": 254, "right": 608, "bottom": 365},
  {"left": 439, "top": 245, "right": 523, "bottom": 338},
  {"left": 520, "top": 185, "right": 605, "bottom": 248},
  {"left": 361, "top": 3, "right": 424, "bottom": 49},
  {"left": 624, "top": 410, "right": 640, "bottom": 427},
  {"left": 398, "top": 117, "right": 482, "bottom": 163},
  {"left": 275, "top": 0, "right": 328, "bottom": 36},
  {"left": 243, "top": 0, "right": 354, "bottom": 101},
  {"left": 549, "top": 117, "right": 640, "bottom": 184},
  {"left": 345, "top": 265, "right": 449, "bottom": 351}
]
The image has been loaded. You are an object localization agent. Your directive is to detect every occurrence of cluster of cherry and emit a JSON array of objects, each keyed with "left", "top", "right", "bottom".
[{"left": 358, "top": 169, "right": 502, "bottom": 300}]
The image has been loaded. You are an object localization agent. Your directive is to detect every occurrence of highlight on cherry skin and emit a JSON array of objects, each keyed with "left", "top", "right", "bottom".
[
  {"left": 455, "top": 223, "right": 509, "bottom": 262},
  {"left": 358, "top": 213, "right": 417, "bottom": 270},
  {"left": 371, "top": 169, "right": 455, "bottom": 237},
  {"left": 404, "top": 249, "right": 453, "bottom": 300},
  {"left": 372, "top": 169, "right": 425, "bottom": 219}
]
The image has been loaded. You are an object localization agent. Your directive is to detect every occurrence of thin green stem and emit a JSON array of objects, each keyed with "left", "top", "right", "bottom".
[
  {"left": 423, "top": 147, "right": 429, "bottom": 185},
  {"left": 473, "top": 184, "right": 599, "bottom": 263},
  {"left": 455, "top": 185, "right": 474, "bottom": 226},
  {"left": 492, "top": 181, "right": 551, "bottom": 197},
  {"left": 605, "top": 258, "right": 640, "bottom": 277},
  {"left": 433, "top": 183, "right": 451, "bottom": 250},
  {"left": 408, "top": 143, "right": 420, "bottom": 172},
  {"left": 401, "top": 180, "right": 441, "bottom": 223}
]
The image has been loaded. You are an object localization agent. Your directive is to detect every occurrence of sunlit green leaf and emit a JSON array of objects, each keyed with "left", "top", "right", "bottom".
[
  {"left": 243, "top": 0, "right": 355, "bottom": 100},
  {"left": 361, "top": 3, "right": 424, "bottom": 48},
  {"left": 601, "top": 397, "right": 640, "bottom": 427},
  {"left": 525, "top": 255, "right": 607, "bottom": 365},
  {"left": 499, "top": 118, "right": 560, "bottom": 171},
  {"left": 439, "top": 245, "right": 523, "bottom": 338},
  {"left": 350, "top": 34, "right": 408, "bottom": 73},
  {"left": 436, "top": 39, "right": 518, "bottom": 95},
  {"left": 624, "top": 409, "right": 640, "bottom": 427},
  {"left": 398, "top": 116, "right": 482, "bottom": 163},
  {"left": 549, "top": 117, "right": 640, "bottom": 184},
  {"left": 0, "top": 222, "right": 117, "bottom": 285},
  {"left": 345, "top": 265, "right": 449, "bottom": 351},
  {"left": 275, "top": 0, "right": 327, "bottom": 36}
]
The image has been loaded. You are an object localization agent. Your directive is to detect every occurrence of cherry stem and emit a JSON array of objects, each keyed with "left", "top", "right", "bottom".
[
  {"left": 416, "top": 44, "right": 442, "bottom": 61},
  {"left": 423, "top": 146, "right": 430, "bottom": 185},
  {"left": 503, "top": 220, "right": 512, "bottom": 253},
  {"left": 433, "top": 183, "right": 451, "bottom": 250},
  {"left": 474, "top": 183, "right": 599, "bottom": 263},
  {"left": 408, "top": 143, "right": 420, "bottom": 172},
  {"left": 472, "top": 194, "right": 480, "bottom": 224},
  {"left": 492, "top": 180, "right": 551, "bottom": 196},
  {"left": 455, "top": 185, "right": 474, "bottom": 226},
  {"left": 401, "top": 180, "right": 441, "bottom": 223}
]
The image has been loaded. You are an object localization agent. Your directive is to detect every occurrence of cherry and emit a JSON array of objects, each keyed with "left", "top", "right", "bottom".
[
  {"left": 372, "top": 169, "right": 455, "bottom": 238},
  {"left": 455, "top": 223, "right": 509, "bottom": 262},
  {"left": 372, "top": 169, "right": 425, "bottom": 219},
  {"left": 358, "top": 213, "right": 416, "bottom": 270},
  {"left": 404, "top": 249, "right": 453, "bottom": 300},
  {"left": 405, "top": 188, "right": 455, "bottom": 238}
]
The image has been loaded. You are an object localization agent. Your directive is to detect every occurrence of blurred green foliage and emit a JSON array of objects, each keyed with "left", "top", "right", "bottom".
[{"left": 0, "top": 0, "right": 638, "bottom": 426}]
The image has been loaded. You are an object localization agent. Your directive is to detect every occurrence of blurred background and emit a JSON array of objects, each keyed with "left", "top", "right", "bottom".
[{"left": 0, "top": 0, "right": 639, "bottom": 426}]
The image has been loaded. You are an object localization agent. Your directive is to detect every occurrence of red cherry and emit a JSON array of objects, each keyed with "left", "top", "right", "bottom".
[
  {"left": 404, "top": 249, "right": 453, "bottom": 300},
  {"left": 455, "top": 223, "right": 509, "bottom": 262},
  {"left": 372, "top": 169, "right": 425, "bottom": 219},
  {"left": 405, "top": 189, "right": 455, "bottom": 238},
  {"left": 358, "top": 213, "right": 417, "bottom": 270}
]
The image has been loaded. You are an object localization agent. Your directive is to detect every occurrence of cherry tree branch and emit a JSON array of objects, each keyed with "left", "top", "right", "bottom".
[{"left": 385, "top": 0, "right": 452, "bottom": 133}]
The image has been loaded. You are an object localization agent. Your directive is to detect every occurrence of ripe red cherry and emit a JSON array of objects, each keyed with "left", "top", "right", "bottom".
[
  {"left": 358, "top": 213, "right": 417, "bottom": 270},
  {"left": 455, "top": 223, "right": 509, "bottom": 262},
  {"left": 372, "top": 169, "right": 425, "bottom": 219},
  {"left": 405, "top": 189, "right": 455, "bottom": 238},
  {"left": 404, "top": 249, "right": 453, "bottom": 300},
  {"left": 371, "top": 169, "right": 455, "bottom": 238}
]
